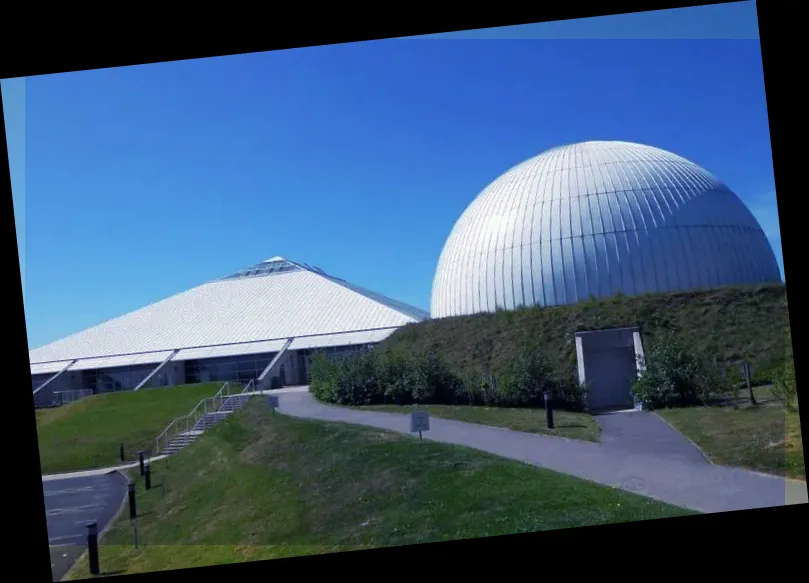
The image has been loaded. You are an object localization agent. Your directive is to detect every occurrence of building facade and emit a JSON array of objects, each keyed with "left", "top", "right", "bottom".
[{"left": 30, "top": 257, "right": 428, "bottom": 406}]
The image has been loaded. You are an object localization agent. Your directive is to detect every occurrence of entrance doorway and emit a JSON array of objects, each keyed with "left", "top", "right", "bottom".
[{"left": 575, "top": 327, "right": 644, "bottom": 412}]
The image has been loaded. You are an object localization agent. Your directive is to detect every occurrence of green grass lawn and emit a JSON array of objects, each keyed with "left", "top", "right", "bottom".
[
  {"left": 350, "top": 403, "right": 600, "bottom": 442},
  {"left": 65, "top": 399, "right": 692, "bottom": 578},
  {"left": 657, "top": 388, "right": 805, "bottom": 481},
  {"left": 36, "top": 383, "right": 222, "bottom": 475}
]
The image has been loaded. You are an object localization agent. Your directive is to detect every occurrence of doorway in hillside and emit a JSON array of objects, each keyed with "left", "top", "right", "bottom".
[{"left": 575, "top": 327, "right": 645, "bottom": 412}]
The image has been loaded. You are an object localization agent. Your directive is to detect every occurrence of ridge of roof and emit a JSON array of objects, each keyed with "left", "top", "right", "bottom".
[{"left": 284, "top": 259, "right": 430, "bottom": 322}]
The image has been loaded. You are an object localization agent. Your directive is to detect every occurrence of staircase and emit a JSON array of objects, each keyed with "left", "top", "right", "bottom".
[
  {"left": 219, "top": 393, "right": 252, "bottom": 413},
  {"left": 161, "top": 431, "right": 205, "bottom": 455},
  {"left": 156, "top": 382, "right": 255, "bottom": 457}
]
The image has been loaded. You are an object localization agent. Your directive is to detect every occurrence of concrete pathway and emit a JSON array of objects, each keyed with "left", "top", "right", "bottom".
[
  {"left": 44, "top": 472, "right": 128, "bottom": 581},
  {"left": 274, "top": 389, "right": 808, "bottom": 514},
  {"left": 593, "top": 410, "right": 711, "bottom": 465}
]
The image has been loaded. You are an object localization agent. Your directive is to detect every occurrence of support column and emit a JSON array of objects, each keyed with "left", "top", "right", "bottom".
[
  {"left": 32, "top": 360, "right": 76, "bottom": 395},
  {"left": 134, "top": 350, "right": 179, "bottom": 391},
  {"left": 257, "top": 338, "right": 294, "bottom": 391}
]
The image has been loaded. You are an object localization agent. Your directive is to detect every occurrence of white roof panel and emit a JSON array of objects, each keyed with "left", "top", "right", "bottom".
[
  {"left": 69, "top": 351, "right": 175, "bottom": 371},
  {"left": 174, "top": 339, "right": 289, "bottom": 361},
  {"left": 30, "top": 360, "right": 73, "bottom": 376},
  {"left": 289, "top": 328, "right": 395, "bottom": 350},
  {"left": 29, "top": 263, "right": 428, "bottom": 363}
]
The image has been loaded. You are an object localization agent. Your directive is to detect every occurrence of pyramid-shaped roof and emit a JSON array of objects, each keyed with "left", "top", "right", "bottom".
[{"left": 29, "top": 257, "right": 428, "bottom": 370}]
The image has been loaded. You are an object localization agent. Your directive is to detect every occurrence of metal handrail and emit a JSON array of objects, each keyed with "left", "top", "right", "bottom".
[
  {"left": 155, "top": 382, "right": 229, "bottom": 456},
  {"left": 153, "top": 380, "right": 258, "bottom": 456},
  {"left": 53, "top": 389, "right": 94, "bottom": 406}
]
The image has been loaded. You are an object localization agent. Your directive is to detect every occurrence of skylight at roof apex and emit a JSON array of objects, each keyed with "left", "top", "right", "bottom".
[{"left": 262, "top": 256, "right": 287, "bottom": 263}]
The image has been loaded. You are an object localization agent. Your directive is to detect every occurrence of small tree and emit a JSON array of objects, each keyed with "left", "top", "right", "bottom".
[{"left": 631, "top": 331, "right": 731, "bottom": 410}]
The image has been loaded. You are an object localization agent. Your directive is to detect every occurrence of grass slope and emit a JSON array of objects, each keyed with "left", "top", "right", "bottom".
[
  {"left": 657, "top": 388, "right": 805, "bottom": 480},
  {"left": 66, "top": 399, "right": 692, "bottom": 578},
  {"left": 351, "top": 404, "right": 601, "bottom": 442},
  {"left": 36, "top": 383, "right": 221, "bottom": 475},
  {"left": 384, "top": 284, "right": 788, "bottom": 386}
]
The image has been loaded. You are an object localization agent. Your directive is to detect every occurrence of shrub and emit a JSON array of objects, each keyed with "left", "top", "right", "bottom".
[
  {"left": 458, "top": 371, "right": 483, "bottom": 406},
  {"left": 552, "top": 378, "right": 589, "bottom": 412},
  {"left": 336, "top": 352, "right": 380, "bottom": 405},
  {"left": 492, "top": 341, "right": 554, "bottom": 407},
  {"left": 631, "top": 332, "right": 733, "bottom": 410},
  {"left": 310, "top": 339, "right": 586, "bottom": 410},
  {"left": 311, "top": 351, "right": 380, "bottom": 405},
  {"left": 420, "top": 346, "right": 462, "bottom": 403},
  {"left": 376, "top": 349, "right": 411, "bottom": 405},
  {"left": 309, "top": 352, "right": 339, "bottom": 402}
]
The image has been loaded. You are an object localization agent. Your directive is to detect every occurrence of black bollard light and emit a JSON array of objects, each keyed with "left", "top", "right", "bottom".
[
  {"left": 86, "top": 521, "right": 100, "bottom": 575},
  {"left": 120, "top": 443, "right": 125, "bottom": 463},
  {"left": 544, "top": 390, "right": 555, "bottom": 429},
  {"left": 138, "top": 451, "right": 145, "bottom": 476},
  {"left": 128, "top": 481, "right": 137, "bottom": 519},
  {"left": 144, "top": 462, "right": 152, "bottom": 491}
]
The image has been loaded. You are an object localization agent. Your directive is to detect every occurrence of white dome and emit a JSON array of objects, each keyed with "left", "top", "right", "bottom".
[{"left": 431, "top": 140, "right": 781, "bottom": 318}]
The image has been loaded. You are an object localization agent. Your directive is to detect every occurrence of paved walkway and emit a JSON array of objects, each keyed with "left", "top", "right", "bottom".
[
  {"left": 593, "top": 410, "right": 711, "bottom": 465},
  {"left": 274, "top": 389, "right": 808, "bottom": 514},
  {"left": 44, "top": 472, "right": 128, "bottom": 581}
]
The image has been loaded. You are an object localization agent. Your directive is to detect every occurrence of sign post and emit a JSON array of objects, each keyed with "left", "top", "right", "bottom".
[{"left": 410, "top": 411, "right": 430, "bottom": 440}]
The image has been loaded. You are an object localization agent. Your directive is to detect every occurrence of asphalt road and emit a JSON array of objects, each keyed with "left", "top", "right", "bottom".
[{"left": 43, "top": 472, "right": 128, "bottom": 581}]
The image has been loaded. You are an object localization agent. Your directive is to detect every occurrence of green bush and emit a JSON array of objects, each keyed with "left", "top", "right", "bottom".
[
  {"left": 631, "top": 332, "right": 733, "bottom": 410},
  {"left": 309, "top": 352, "right": 339, "bottom": 402},
  {"left": 338, "top": 353, "right": 380, "bottom": 405},
  {"left": 310, "top": 340, "right": 588, "bottom": 411},
  {"left": 310, "top": 351, "right": 379, "bottom": 405}
]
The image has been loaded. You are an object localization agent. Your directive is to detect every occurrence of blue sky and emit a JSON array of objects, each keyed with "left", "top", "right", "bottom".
[{"left": 5, "top": 2, "right": 782, "bottom": 351}]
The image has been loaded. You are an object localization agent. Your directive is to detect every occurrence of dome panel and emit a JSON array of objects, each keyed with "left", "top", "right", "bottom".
[{"left": 431, "top": 141, "right": 781, "bottom": 318}]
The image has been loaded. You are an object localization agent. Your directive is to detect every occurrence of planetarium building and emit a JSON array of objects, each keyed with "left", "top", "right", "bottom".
[{"left": 431, "top": 141, "right": 781, "bottom": 319}]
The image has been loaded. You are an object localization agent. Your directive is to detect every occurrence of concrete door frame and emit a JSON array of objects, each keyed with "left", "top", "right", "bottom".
[{"left": 575, "top": 326, "right": 645, "bottom": 411}]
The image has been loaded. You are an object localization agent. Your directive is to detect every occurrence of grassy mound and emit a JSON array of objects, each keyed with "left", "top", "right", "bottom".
[
  {"left": 35, "top": 383, "right": 222, "bottom": 475},
  {"left": 382, "top": 284, "right": 789, "bottom": 387},
  {"left": 66, "top": 399, "right": 693, "bottom": 578}
]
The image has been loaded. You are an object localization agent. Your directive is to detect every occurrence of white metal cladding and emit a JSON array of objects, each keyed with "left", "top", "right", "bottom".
[
  {"left": 30, "top": 360, "right": 74, "bottom": 375},
  {"left": 288, "top": 328, "right": 397, "bottom": 350},
  {"left": 430, "top": 140, "right": 782, "bottom": 318},
  {"left": 29, "top": 259, "right": 428, "bottom": 363},
  {"left": 68, "top": 351, "right": 176, "bottom": 371},
  {"left": 173, "top": 339, "right": 290, "bottom": 362}
]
